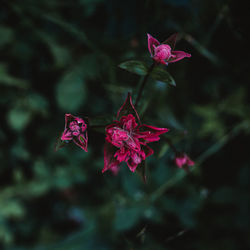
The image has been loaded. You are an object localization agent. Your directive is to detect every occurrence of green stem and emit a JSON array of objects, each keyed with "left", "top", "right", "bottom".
[
  {"left": 149, "top": 121, "right": 248, "bottom": 202},
  {"left": 150, "top": 170, "right": 185, "bottom": 202},
  {"left": 135, "top": 62, "right": 156, "bottom": 108}
]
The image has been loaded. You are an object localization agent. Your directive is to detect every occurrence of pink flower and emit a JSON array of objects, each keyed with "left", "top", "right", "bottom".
[
  {"left": 102, "top": 93, "right": 169, "bottom": 173},
  {"left": 175, "top": 153, "right": 194, "bottom": 169},
  {"left": 61, "top": 114, "right": 88, "bottom": 152},
  {"left": 147, "top": 33, "right": 191, "bottom": 65}
]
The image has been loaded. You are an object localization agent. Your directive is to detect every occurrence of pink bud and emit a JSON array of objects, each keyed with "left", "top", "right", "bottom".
[{"left": 147, "top": 33, "right": 191, "bottom": 65}]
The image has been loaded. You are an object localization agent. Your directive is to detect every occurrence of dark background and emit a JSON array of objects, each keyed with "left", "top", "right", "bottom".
[{"left": 0, "top": 0, "right": 249, "bottom": 249}]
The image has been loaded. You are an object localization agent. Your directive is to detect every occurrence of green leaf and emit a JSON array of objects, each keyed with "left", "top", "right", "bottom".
[
  {"left": 0, "top": 64, "right": 28, "bottom": 89},
  {"left": 119, "top": 60, "right": 148, "bottom": 76},
  {"left": 114, "top": 206, "right": 143, "bottom": 231},
  {"left": 0, "top": 26, "right": 14, "bottom": 46},
  {"left": 7, "top": 107, "right": 32, "bottom": 131},
  {"left": 151, "top": 67, "right": 176, "bottom": 86},
  {"left": 35, "top": 31, "right": 71, "bottom": 68},
  {"left": 56, "top": 70, "right": 87, "bottom": 111}
]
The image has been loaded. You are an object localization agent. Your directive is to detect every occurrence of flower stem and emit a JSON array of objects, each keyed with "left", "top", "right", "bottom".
[
  {"left": 135, "top": 62, "right": 156, "bottom": 108},
  {"left": 150, "top": 121, "right": 248, "bottom": 202}
]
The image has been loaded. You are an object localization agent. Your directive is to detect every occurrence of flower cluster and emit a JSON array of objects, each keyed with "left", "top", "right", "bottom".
[
  {"left": 103, "top": 93, "right": 168, "bottom": 173},
  {"left": 58, "top": 33, "right": 194, "bottom": 177}
]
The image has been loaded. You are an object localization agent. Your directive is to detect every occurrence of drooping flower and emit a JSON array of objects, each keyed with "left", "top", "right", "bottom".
[
  {"left": 61, "top": 114, "right": 88, "bottom": 152},
  {"left": 102, "top": 93, "right": 169, "bottom": 173},
  {"left": 175, "top": 153, "right": 194, "bottom": 169},
  {"left": 147, "top": 33, "right": 191, "bottom": 65}
]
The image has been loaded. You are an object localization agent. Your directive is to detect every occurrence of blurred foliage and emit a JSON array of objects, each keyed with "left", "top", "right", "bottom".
[{"left": 0, "top": 0, "right": 250, "bottom": 249}]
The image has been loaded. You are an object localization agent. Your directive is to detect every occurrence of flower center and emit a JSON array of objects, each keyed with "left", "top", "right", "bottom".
[
  {"left": 154, "top": 44, "right": 172, "bottom": 61},
  {"left": 69, "top": 121, "right": 81, "bottom": 136},
  {"left": 109, "top": 127, "right": 140, "bottom": 151},
  {"left": 111, "top": 127, "right": 129, "bottom": 145}
]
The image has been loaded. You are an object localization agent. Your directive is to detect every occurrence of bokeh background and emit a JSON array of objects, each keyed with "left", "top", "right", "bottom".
[{"left": 1, "top": 0, "right": 249, "bottom": 249}]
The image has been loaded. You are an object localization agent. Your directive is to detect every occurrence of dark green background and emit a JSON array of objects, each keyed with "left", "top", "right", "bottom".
[{"left": 0, "top": 0, "right": 249, "bottom": 249}]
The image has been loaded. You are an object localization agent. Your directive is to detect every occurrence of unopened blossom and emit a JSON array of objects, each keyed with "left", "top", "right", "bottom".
[
  {"left": 61, "top": 114, "right": 88, "bottom": 152},
  {"left": 147, "top": 33, "right": 191, "bottom": 65},
  {"left": 175, "top": 153, "right": 194, "bottom": 169},
  {"left": 102, "top": 93, "right": 169, "bottom": 173}
]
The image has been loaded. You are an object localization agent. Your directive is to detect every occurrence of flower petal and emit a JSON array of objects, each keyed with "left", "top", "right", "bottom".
[
  {"left": 127, "top": 158, "right": 139, "bottom": 172},
  {"left": 65, "top": 113, "right": 74, "bottom": 127},
  {"left": 175, "top": 156, "right": 186, "bottom": 168},
  {"left": 73, "top": 134, "right": 88, "bottom": 152},
  {"left": 143, "top": 145, "right": 154, "bottom": 157},
  {"left": 169, "top": 50, "right": 191, "bottom": 63},
  {"left": 175, "top": 153, "right": 194, "bottom": 168},
  {"left": 61, "top": 129, "right": 73, "bottom": 141},
  {"left": 147, "top": 33, "right": 160, "bottom": 56},
  {"left": 163, "top": 33, "right": 178, "bottom": 50},
  {"left": 114, "top": 147, "right": 130, "bottom": 162},
  {"left": 137, "top": 124, "right": 169, "bottom": 142},
  {"left": 109, "top": 164, "right": 120, "bottom": 175},
  {"left": 120, "top": 114, "right": 138, "bottom": 130},
  {"left": 102, "top": 142, "right": 120, "bottom": 173},
  {"left": 116, "top": 92, "right": 140, "bottom": 124},
  {"left": 126, "top": 150, "right": 147, "bottom": 172},
  {"left": 186, "top": 156, "right": 195, "bottom": 166}
]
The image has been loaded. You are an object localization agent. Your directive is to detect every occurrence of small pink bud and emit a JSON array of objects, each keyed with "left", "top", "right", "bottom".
[
  {"left": 147, "top": 33, "right": 191, "bottom": 65},
  {"left": 175, "top": 153, "right": 194, "bottom": 169},
  {"left": 61, "top": 114, "right": 88, "bottom": 152}
]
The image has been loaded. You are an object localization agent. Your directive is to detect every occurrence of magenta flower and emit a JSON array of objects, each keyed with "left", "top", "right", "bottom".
[
  {"left": 102, "top": 93, "right": 169, "bottom": 173},
  {"left": 175, "top": 153, "right": 194, "bottom": 169},
  {"left": 147, "top": 33, "right": 191, "bottom": 65},
  {"left": 61, "top": 114, "right": 88, "bottom": 152}
]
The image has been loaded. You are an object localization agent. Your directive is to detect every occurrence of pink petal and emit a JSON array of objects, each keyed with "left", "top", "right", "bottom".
[
  {"left": 61, "top": 130, "right": 73, "bottom": 141},
  {"left": 175, "top": 156, "right": 186, "bottom": 168},
  {"left": 137, "top": 124, "right": 169, "bottom": 142},
  {"left": 120, "top": 114, "right": 138, "bottom": 130},
  {"left": 75, "top": 117, "right": 85, "bottom": 124},
  {"left": 102, "top": 142, "right": 120, "bottom": 173},
  {"left": 125, "top": 136, "right": 141, "bottom": 151},
  {"left": 116, "top": 92, "right": 140, "bottom": 125},
  {"left": 127, "top": 160, "right": 138, "bottom": 172},
  {"left": 160, "top": 60, "right": 168, "bottom": 65},
  {"left": 73, "top": 134, "right": 88, "bottom": 152},
  {"left": 143, "top": 145, "right": 154, "bottom": 157},
  {"left": 186, "top": 156, "right": 195, "bottom": 166},
  {"left": 147, "top": 33, "right": 160, "bottom": 56},
  {"left": 126, "top": 150, "right": 146, "bottom": 172},
  {"left": 163, "top": 33, "right": 178, "bottom": 50},
  {"left": 114, "top": 147, "right": 130, "bottom": 162},
  {"left": 175, "top": 154, "right": 194, "bottom": 168},
  {"left": 65, "top": 113, "right": 85, "bottom": 127},
  {"left": 169, "top": 50, "right": 191, "bottom": 63},
  {"left": 64, "top": 113, "right": 74, "bottom": 127},
  {"left": 109, "top": 164, "right": 120, "bottom": 175}
]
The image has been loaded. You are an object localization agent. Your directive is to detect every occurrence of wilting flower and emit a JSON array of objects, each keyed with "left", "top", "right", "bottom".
[
  {"left": 102, "top": 93, "right": 169, "bottom": 173},
  {"left": 175, "top": 153, "right": 194, "bottom": 169},
  {"left": 147, "top": 33, "right": 191, "bottom": 65},
  {"left": 61, "top": 114, "right": 88, "bottom": 152}
]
